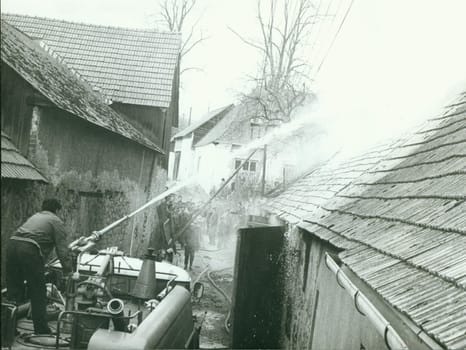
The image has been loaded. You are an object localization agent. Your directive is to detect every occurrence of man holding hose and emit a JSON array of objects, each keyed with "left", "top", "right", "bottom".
[{"left": 6, "top": 198, "right": 73, "bottom": 335}]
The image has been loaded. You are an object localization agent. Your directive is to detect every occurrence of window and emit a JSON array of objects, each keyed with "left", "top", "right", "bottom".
[{"left": 235, "top": 159, "right": 258, "bottom": 172}]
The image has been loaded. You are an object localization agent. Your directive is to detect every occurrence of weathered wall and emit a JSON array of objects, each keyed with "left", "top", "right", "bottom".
[
  {"left": 33, "top": 106, "right": 161, "bottom": 189},
  {"left": 1, "top": 65, "right": 169, "bottom": 286},
  {"left": 281, "top": 227, "right": 387, "bottom": 350},
  {"left": 1, "top": 167, "right": 168, "bottom": 288},
  {"left": 111, "top": 60, "right": 179, "bottom": 169},
  {"left": 111, "top": 102, "right": 165, "bottom": 150},
  {"left": 1, "top": 63, "right": 34, "bottom": 155}
]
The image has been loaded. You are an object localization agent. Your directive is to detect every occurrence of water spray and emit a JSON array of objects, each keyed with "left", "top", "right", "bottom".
[
  {"left": 170, "top": 148, "right": 259, "bottom": 243},
  {"left": 68, "top": 180, "right": 195, "bottom": 253},
  {"left": 68, "top": 150, "right": 258, "bottom": 254}
]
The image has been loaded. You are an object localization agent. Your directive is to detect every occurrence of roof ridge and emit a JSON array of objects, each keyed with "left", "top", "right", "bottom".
[{"left": 2, "top": 12, "right": 181, "bottom": 36}]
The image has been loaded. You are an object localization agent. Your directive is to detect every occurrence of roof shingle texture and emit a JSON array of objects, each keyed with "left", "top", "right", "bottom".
[
  {"left": 1, "top": 131, "right": 47, "bottom": 182},
  {"left": 1, "top": 20, "right": 163, "bottom": 153},
  {"left": 3, "top": 13, "right": 181, "bottom": 108},
  {"left": 268, "top": 93, "right": 466, "bottom": 349}
]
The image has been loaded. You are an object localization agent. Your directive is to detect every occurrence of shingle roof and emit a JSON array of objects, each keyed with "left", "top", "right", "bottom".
[
  {"left": 1, "top": 131, "right": 48, "bottom": 182},
  {"left": 172, "top": 104, "right": 234, "bottom": 140},
  {"left": 1, "top": 20, "right": 163, "bottom": 153},
  {"left": 267, "top": 92, "right": 466, "bottom": 349},
  {"left": 3, "top": 13, "right": 181, "bottom": 108}
]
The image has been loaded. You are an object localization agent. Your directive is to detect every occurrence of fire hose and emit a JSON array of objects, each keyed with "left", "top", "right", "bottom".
[
  {"left": 192, "top": 263, "right": 233, "bottom": 334},
  {"left": 205, "top": 268, "right": 233, "bottom": 334},
  {"left": 68, "top": 149, "right": 258, "bottom": 255}
]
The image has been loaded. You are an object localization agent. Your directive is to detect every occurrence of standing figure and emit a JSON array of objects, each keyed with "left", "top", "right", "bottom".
[
  {"left": 182, "top": 219, "right": 200, "bottom": 271},
  {"left": 6, "top": 198, "right": 73, "bottom": 335}
]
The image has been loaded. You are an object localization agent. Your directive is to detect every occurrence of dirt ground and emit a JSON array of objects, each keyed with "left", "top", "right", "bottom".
[{"left": 181, "top": 234, "right": 237, "bottom": 349}]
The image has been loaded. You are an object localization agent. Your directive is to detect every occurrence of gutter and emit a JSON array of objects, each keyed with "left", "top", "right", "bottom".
[{"left": 325, "top": 253, "right": 408, "bottom": 350}]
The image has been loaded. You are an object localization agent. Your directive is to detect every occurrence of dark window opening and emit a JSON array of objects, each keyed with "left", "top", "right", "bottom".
[
  {"left": 235, "top": 160, "right": 242, "bottom": 169},
  {"left": 173, "top": 151, "right": 181, "bottom": 180},
  {"left": 250, "top": 161, "right": 257, "bottom": 172}
]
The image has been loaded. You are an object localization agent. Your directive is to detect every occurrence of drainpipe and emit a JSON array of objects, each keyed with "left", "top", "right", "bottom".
[{"left": 325, "top": 253, "right": 408, "bottom": 350}]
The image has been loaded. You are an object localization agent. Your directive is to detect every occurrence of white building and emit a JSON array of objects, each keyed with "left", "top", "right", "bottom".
[
  {"left": 169, "top": 103, "right": 321, "bottom": 194},
  {"left": 168, "top": 105, "right": 233, "bottom": 183}
]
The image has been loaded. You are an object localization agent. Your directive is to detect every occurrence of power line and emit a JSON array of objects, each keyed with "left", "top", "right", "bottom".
[
  {"left": 313, "top": 0, "right": 355, "bottom": 79},
  {"left": 308, "top": 0, "right": 336, "bottom": 65},
  {"left": 306, "top": 0, "right": 324, "bottom": 52}
]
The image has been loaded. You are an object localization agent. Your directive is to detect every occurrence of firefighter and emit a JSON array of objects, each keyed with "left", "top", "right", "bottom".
[
  {"left": 182, "top": 217, "right": 201, "bottom": 271},
  {"left": 6, "top": 198, "right": 73, "bottom": 335}
]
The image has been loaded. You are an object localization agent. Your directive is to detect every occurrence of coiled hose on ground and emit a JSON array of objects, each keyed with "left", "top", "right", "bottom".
[
  {"left": 196, "top": 251, "right": 234, "bottom": 334},
  {"left": 205, "top": 268, "right": 232, "bottom": 334}
]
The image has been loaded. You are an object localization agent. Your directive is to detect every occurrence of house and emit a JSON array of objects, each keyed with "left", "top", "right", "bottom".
[
  {"left": 191, "top": 103, "right": 322, "bottom": 194},
  {"left": 3, "top": 13, "right": 181, "bottom": 166},
  {"left": 1, "top": 19, "right": 170, "bottom": 260},
  {"left": 262, "top": 92, "right": 466, "bottom": 349},
  {"left": 169, "top": 104, "right": 234, "bottom": 182}
]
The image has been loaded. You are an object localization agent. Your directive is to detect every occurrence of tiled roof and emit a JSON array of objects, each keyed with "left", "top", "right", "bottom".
[
  {"left": 3, "top": 13, "right": 181, "bottom": 108},
  {"left": 267, "top": 92, "right": 466, "bottom": 349},
  {"left": 172, "top": 104, "right": 234, "bottom": 140},
  {"left": 1, "top": 20, "right": 163, "bottom": 153},
  {"left": 1, "top": 131, "right": 48, "bottom": 182}
]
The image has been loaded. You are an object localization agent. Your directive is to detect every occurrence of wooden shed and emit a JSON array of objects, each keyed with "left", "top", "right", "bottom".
[
  {"left": 3, "top": 13, "right": 181, "bottom": 166},
  {"left": 1, "top": 19, "right": 171, "bottom": 266}
]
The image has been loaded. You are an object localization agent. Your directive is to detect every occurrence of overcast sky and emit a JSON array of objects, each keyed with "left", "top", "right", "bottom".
[{"left": 2, "top": 0, "right": 466, "bottom": 155}]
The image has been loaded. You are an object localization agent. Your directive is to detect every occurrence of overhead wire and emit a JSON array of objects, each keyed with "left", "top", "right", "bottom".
[
  {"left": 313, "top": 0, "right": 355, "bottom": 78},
  {"left": 308, "top": 0, "right": 335, "bottom": 73}
]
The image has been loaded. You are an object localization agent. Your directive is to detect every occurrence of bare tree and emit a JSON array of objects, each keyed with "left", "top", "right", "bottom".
[
  {"left": 158, "top": 0, "right": 206, "bottom": 74},
  {"left": 231, "top": 0, "right": 318, "bottom": 122}
]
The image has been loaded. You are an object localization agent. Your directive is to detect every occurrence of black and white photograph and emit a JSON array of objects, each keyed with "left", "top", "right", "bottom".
[{"left": 0, "top": 0, "right": 465, "bottom": 349}]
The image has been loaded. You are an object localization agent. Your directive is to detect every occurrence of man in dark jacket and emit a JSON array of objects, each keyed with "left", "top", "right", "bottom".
[
  {"left": 182, "top": 218, "right": 201, "bottom": 271},
  {"left": 6, "top": 198, "right": 73, "bottom": 335}
]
